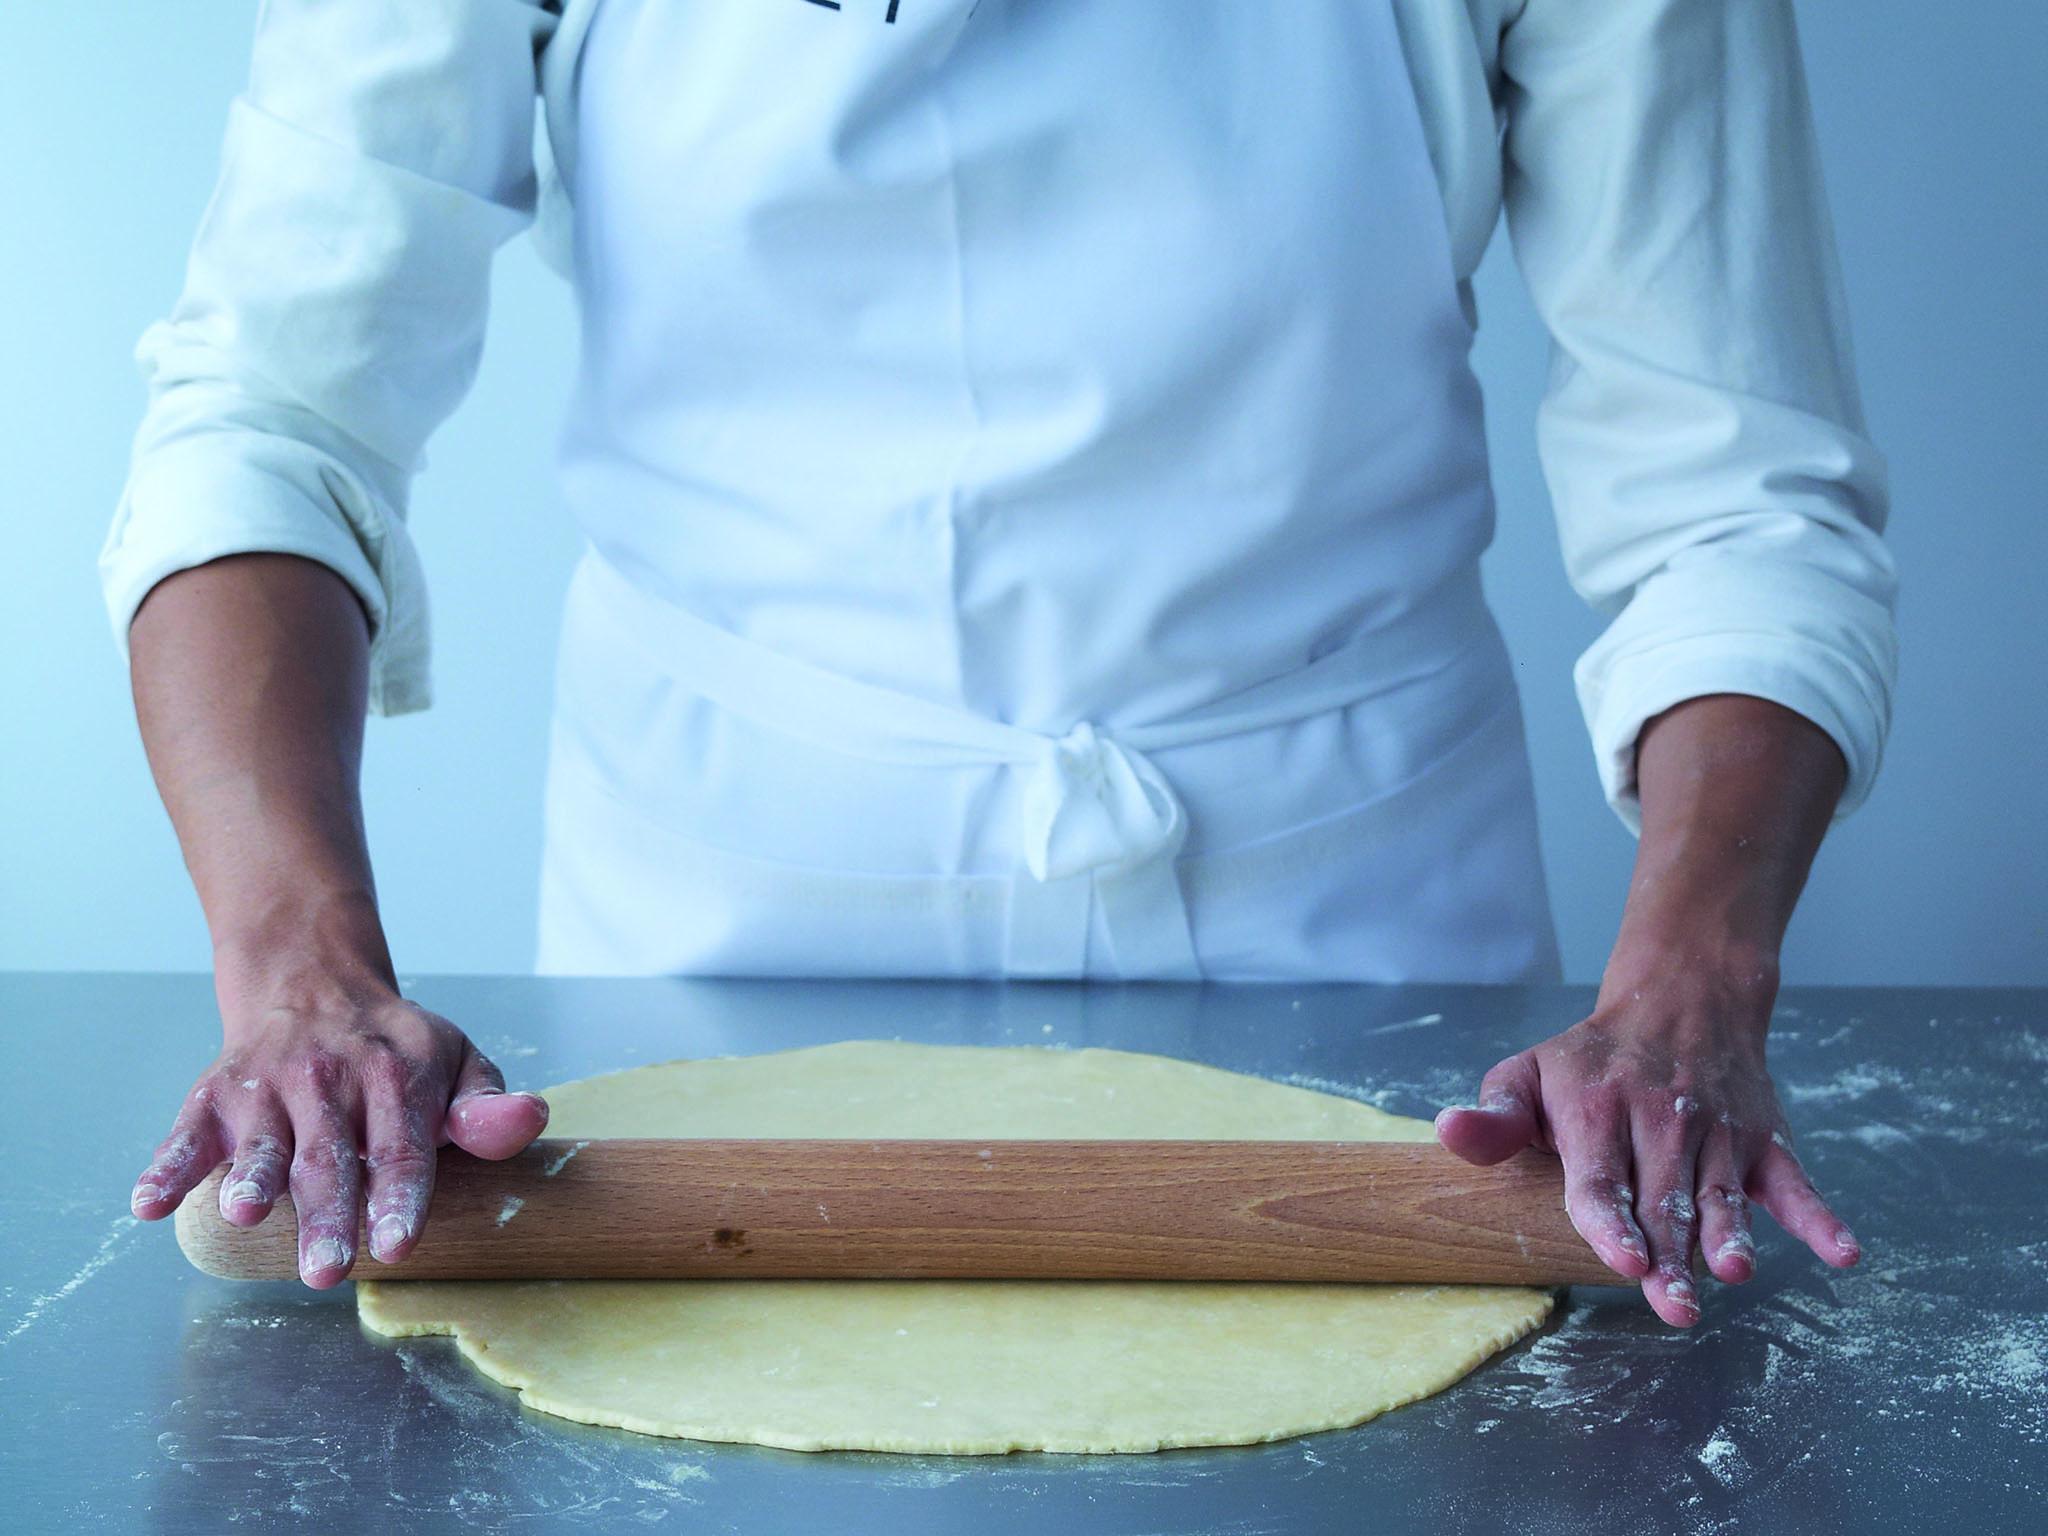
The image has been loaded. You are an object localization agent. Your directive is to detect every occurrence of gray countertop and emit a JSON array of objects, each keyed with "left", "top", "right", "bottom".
[{"left": 2, "top": 973, "right": 2043, "bottom": 1534}]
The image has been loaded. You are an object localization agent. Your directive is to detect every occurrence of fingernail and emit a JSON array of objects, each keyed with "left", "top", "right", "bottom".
[
  {"left": 1665, "top": 1277, "right": 1698, "bottom": 1311},
  {"left": 131, "top": 1183, "right": 163, "bottom": 1211},
  {"left": 370, "top": 1214, "right": 410, "bottom": 1258},
  {"left": 222, "top": 1179, "right": 265, "bottom": 1209},
  {"left": 303, "top": 1237, "right": 348, "bottom": 1274}
]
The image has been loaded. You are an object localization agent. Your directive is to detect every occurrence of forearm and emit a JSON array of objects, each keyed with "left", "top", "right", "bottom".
[
  {"left": 127, "top": 552, "right": 395, "bottom": 1012},
  {"left": 125, "top": 553, "right": 548, "bottom": 1283},
  {"left": 1600, "top": 692, "right": 1847, "bottom": 1013}
]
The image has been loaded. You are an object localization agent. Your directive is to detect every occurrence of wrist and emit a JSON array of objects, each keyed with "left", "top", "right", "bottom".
[
  {"left": 1605, "top": 819, "right": 1794, "bottom": 1025},
  {"left": 211, "top": 887, "right": 399, "bottom": 1024},
  {"left": 1597, "top": 930, "right": 1780, "bottom": 1045}
]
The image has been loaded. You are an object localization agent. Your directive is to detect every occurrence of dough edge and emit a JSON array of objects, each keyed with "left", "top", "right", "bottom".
[{"left": 357, "top": 1285, "right": 1556, "bottom": 1454}]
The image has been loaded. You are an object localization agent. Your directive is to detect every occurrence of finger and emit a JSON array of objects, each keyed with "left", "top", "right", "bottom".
[
  {"left": 1632, "top": 1164, "right": 1703, "bottom": 1327},
  {"left": 1750, "top": 1136, "right": 1860, "bottom": 1268},
  {"left": 1434, "top": 1052, "right": 1543, "bottom": 1166},
  {"left": 444, "top": 1042, "right": 549, "bottom": 1160},
  {"left": 132, "top": 1094, "right": 226, "bottom": 1220},
  {"left": 362, "top": 1063, "right": 436, "bottom": 1265},
  {"left": 1552, "top": 1108, "right": 1651, "bottom": 1281},
  {"left": 1695, "top": 1132, "right": 1756, "bottom": 1285},
  {"left": 217, "top": 1087, "right": 293, "bottom": 1228},
  {"left": 1630, "top": 1094, "right": 1709, "bottom": 1327},
  {"left": 287, "top": 1108, "right": 363, "bottom": 1289}
]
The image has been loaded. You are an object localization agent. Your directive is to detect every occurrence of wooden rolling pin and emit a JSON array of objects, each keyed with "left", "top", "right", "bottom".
[{"left": 174, "top": 1137, "right": 1614, "bottom": 1286}]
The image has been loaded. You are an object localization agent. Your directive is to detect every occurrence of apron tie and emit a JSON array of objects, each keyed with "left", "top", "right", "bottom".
[{"left": 1020, "top": 722, "right": 1187, "bottom": 883}]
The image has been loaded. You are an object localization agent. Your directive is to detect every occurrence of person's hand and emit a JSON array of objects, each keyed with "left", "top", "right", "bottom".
[
  {"left": 1432, "top": 966, "right": 1860, "bottom": 1327},
  {"left": 128, "top": 978, "right": 549, "bottom": 1288}
]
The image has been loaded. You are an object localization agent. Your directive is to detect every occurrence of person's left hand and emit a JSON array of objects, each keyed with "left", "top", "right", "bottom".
[{"left": 1432, "top": 965, "right": 1861, "bottom": 1327}]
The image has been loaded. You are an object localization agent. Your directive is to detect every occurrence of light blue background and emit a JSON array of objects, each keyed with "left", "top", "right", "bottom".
[{"left": 3, "top": 3, "right": 2041, "bottom": 983}]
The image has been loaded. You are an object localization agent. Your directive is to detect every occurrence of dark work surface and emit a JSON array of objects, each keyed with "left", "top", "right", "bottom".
[{"left": 1, "top": 974, "right": 2042, "bottom": 1534}]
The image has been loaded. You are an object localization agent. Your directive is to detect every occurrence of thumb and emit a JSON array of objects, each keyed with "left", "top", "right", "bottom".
[
  {"left": 1434, "top": 1052, "right": 1543, "bottom": 1166},
  {"left": 444, "top": 1042, "right": 550, "bottom": 1160}
]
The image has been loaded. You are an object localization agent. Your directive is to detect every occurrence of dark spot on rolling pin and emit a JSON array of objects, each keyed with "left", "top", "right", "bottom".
[{"left": 712, "top": 1227, "right": 747, "bottom": 1249}]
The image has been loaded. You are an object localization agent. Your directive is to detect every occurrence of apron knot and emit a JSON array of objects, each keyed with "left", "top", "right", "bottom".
[{"left": 1019, "top": 721, "right": 1188, "bottom": 883}]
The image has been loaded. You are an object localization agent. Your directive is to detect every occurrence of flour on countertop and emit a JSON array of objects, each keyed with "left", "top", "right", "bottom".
[
  {"left": 1, "top": 1215, "right": 141, "bottom": 1345},
  {"left": 1697, "top": 1429, "right": 1745, "bottom": 1485},
  {"left": 1783, "top": 1063, "right": 1905, "bottom": 1104},
  {"left": 1276, "top": 1063, "right": 1477, "bottom": 1117}
]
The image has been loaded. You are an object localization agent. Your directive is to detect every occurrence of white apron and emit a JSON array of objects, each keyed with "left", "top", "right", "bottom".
[{"left": 533, "top": 0, "right": 1562, "bottom": 984}]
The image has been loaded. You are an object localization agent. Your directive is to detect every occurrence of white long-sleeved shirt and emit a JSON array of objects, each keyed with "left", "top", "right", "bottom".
[{"left": 100, "top": 0, "right": 1898, "bottom": 832}]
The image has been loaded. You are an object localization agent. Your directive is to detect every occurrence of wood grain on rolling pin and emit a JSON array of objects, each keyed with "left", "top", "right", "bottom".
[{"left": 174, "top": 1138, "right": 1616, "bottom": 1286}]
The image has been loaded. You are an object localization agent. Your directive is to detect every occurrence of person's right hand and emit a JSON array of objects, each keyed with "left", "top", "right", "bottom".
[{"left": 128, "top": 983, "right": 549, "bottom": 1288}]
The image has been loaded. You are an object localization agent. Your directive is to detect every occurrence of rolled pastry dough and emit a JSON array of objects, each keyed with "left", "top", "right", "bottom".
[{"left": 357, "top": 1042, "right": 1551, "bottom": 1453}]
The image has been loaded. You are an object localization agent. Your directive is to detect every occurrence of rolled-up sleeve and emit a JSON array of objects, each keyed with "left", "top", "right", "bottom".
[
  {"left": 99, "top": 0, "right": 558, "bottom": 715},
  {"left": 1497, "top": 0, "right": 1899, "bottom": 832}
]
